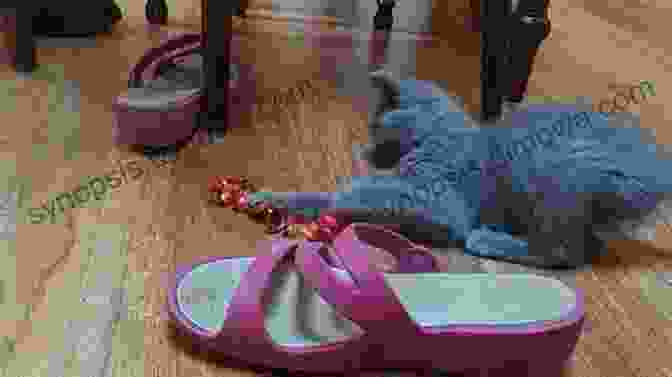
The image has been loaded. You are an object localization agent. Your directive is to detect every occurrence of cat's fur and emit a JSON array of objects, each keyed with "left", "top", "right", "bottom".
[
  {"left": 254, "top": 71, "right": 667, "bottom": 269},
  {"left": 357, "top": 71, "right": 664, "bottom": 269}
]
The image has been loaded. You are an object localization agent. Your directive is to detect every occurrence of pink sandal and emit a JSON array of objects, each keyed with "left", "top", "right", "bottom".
[{"left": 167, "top": 223, "right": 584, "bottom": 375}]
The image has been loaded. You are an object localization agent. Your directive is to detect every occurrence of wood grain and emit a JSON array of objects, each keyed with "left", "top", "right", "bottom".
[{"left": 0, "top": 0, "right": 670, "bottom": 377}]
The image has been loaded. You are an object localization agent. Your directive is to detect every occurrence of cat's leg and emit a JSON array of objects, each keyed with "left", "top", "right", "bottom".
[
  {"left": 247, "top": 177, "right": 415, "bottom": 228},
  {"left": 508, "top": 177, "right": 605, "bottom": 269},
  {"left": 478, "top": 160, "right": 532, "bottom": 236},
  {"left": 331, "top": 175, "right": 476, "bottom": 245},
  {"left": 522, "top": 191, "right": 605, "bottom": 269},
  {"left": 252, "top": 175, "right": 470, "bottom": 246},
  {"left": 475, "top": 162, "right": 605, "bottom": 269},
  {"left": 248, "top": 191, "right": 334, "bottom": 214}
]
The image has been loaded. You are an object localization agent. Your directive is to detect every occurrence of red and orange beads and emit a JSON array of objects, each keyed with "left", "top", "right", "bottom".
[
  {"left": 208, "top": 175, "right": 345, "bottom": 241},
  {"left": 208, "top": 175, "right": 283, "bottom": 232}
]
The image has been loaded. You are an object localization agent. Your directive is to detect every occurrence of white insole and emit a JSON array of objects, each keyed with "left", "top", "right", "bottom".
[{"left": 177, "top": 258, "right": 578, "bottom": 346}]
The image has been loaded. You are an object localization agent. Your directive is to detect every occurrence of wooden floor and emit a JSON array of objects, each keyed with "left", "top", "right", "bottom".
[{"left": 1, "top": 0, "right": 671, "bottom": 376}]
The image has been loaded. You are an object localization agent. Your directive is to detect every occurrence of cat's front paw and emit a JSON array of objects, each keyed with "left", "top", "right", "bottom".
[
  {"left": 248, "top": 191, "right": 286, "bottom": 208},
  {"left": 247, "top": 191, "right": 333, "bottom": 218}
]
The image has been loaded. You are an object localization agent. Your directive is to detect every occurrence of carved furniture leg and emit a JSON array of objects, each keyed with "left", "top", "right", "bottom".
[{"left": 504, "top": 0, "right": 551, "bottom": 103}]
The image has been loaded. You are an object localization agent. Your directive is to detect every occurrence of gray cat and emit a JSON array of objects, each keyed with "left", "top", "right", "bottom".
[
  {"left": 255, "top": 71, "right": 668, "bottom": 269},
  {"left": 354, "top": 71, "right": 666, "bottom": 269}
]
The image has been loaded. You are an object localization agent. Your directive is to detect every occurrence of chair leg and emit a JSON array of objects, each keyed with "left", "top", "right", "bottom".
[
  {"left": 13, "top": 6, "right": 36, "bottom": 73},
  {"left": 146, "top": 0, "right": 168, "bottom": 25},
  {"left": 468, "top": 0, "right": 481, "bottom": 31},
  {"left": 237, "top": 0, "right": 249, "bottom": 17},
  {"left": 201, "top": 0, "right": 231, "bottom": 131},
  {"left": 373, "top": 0, "right": 396, "bottom": 31},
  {"left": 480, "top": 0, "right": 509, "bottom": 122},
  {"left": 504, "top": 1, "right": 551, "bottom": 103}
]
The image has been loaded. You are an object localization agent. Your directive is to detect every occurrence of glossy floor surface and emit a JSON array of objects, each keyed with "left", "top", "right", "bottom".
[{"left": 0, "top": 0, "right": 671, "bottom": 376}]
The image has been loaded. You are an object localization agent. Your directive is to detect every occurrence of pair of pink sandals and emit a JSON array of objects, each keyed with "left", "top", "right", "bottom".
[{"left": 166, "top": 223, "right": 584, "bottom": 376}]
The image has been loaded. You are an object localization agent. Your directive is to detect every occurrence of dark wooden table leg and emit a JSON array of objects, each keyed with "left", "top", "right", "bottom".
[
  {"left": 237, "top": 0, "right": 249, "bottom": 17},
  {"left": 480, "top": 0, "right": 509, "bottom": 122},
  {"left": 369, "top": 29, "right": 391, "bottom": 72},
  {"left": 146, "top": 0, "right": 168, "bottom": 25},
  {"left": 201, "top": 0, "right": 230, "bottom": 131},
  {"left": 505, "top": 0, "right": 550, "bottom": 103},
  {"left": 373, "top": 0, "right": 396, "bottom": 31},
  {"left": 13, "top": 5, "right": 36, "bottom": 73}
]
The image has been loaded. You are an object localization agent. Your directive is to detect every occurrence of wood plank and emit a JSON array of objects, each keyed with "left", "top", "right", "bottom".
[{"left": 2, "top": 1, "right": 672, "bottom": 376}]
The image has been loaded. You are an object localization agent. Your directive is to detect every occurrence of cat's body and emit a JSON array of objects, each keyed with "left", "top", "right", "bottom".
[
  {"left": 352, "top": 71, "right": 665, "bottom": 269},
  {"left": 254, "top": 71, "right": 669, "bottom": 269}
]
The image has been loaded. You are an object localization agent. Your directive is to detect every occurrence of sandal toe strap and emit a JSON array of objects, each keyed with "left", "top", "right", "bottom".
[
  {"left": 214, "top": 225, "right": 430, "bottom": 355},
  {"left": 295, "top": 224, "right": 425, "bottom": 335}
]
